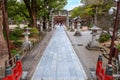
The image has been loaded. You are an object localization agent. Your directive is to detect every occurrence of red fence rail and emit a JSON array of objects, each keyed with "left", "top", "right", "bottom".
[
  {"left": 96, "top": 55, "right": 114, "bottom": 80},
  {"left": 1, "top": 54, "right": 22, "bottom": 80}
]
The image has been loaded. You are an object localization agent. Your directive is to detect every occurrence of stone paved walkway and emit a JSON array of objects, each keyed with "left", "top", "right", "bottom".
[
  {"left": 22, "top": 29, "right": 55, "bottom": 79},
  {"left": 31, "top": 26, "right": 88, "bottom": 80}
]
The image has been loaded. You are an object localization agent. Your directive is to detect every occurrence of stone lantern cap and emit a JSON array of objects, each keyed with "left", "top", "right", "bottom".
[
  {"left": 24, "top": 27, "right": 31, "bottom": 30},
  {"left": 22, "top": 32, "right": 30, "bottom": 35},
  {"left": 90, "top": 25, "right": 101, "bottom": 31},
  {"left": 90, "top": 25, "right": 101, "bottom": 35},
  {"left": 22, "top": 27, "right": 31, "bottom": 35}
]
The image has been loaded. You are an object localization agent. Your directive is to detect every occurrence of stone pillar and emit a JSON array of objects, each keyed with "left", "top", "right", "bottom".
[
  {"left": 23, "top": 28, "right": 31, "bottom": 42},
  {"left": 66, "top": 11, "right": 69, "bottom": 27},
  {"left": 24, "top": 32, "right": 29, "bottom": 42},
  {"left": 94, "top": 7, "right": 98, "bottom": 25},
  {"left": 58, "top": 11, "right": 61, "bottom": 16},
  {"left": 69, "top": 22, "right": 72, "bottom": 30},
  {"left": 70, "top": 21, "right": 75, "bottom": 31},
  {"left": 37, "top": 21, "right": 40, "bottom": 27},
  {"left": 22, "top": 28, "right": 32, "bottom": 50},
  {"left": 46, "top": 21, "right": 49, "bottom": 30},
  {"left": 40, "top": 21, "right": 43, "bottom": 32},
  {"left": 74, "top": 22, "right": 81, "bottom": 36},
  {"left": 77, "top": 22, "right": 81, "bottom": 32},
  {"left": 91, "top": 30, "right": 98, "bottom": 47},
  {"left": 51, "top": 13, "right": 54, "bottom": 30},
  {"left": 72, "top": 22, "right": 75, "bottom": 29}
]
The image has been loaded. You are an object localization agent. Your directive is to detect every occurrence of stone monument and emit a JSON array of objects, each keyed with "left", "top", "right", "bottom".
[
  {"left": 22, "top": 28, "right": 32, "bottom": 51},
  {"left": 40, "top": 20, "right": 43, "bottom": 32},
  {"left": 74, "top": 22, "right": 81, "bottom": 36},
  {"left": 46, "top": 21, "right": 49, "bottom": 30},
  {"left": 86, "top": 25, "right": 100, "bottom": 50},
  {"left": 70, "top": 20, "right": 75, "bottom": 32}
]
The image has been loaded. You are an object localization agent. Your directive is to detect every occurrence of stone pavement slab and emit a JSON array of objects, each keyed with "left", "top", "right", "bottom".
[{"left": 31, "top": 26, "right": 88, "bottom": 80}]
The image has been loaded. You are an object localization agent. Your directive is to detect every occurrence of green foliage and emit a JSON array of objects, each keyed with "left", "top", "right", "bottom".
[
  {"left": 116, "top": 44, "right": 120, "bottom": 51},
  {"left": 88, "top": 24, "right": 94, "bottom": 28},
  {"left": 31, "top": 27, "right": 39, "bottom": 34},
  {"left": 7, "top": 0, "right": 27, "bottom": 24},
  {"left": 81, "top": 0, "right": 105, "bottom": 5},
  {"left": 71, "top": 7, "right": 80, "bottom": 18},
  {"left": 9, "top": 27, "right": 23, "bottom": 41},
  {"left": 9, "top": 34, "right": 18, "bottom": 41},
  {"left": 11, "top": 49, "right": 18, "bottom": 55},
  {"left": 13, "top": 41, "right": 22, "bottom": 48},
  {"left": 99, "top": 32, "right": 111, "bottom": 43},
  {"left": 71, "top": 0, "right": 113, "bottom": 29},
  {"left": 71, "top": 5, "right": 94, "bottom": 19},
  {"left": 85, "top": 7, "right": 94, "bottom": 16},
  {"left": 7, "top": 0, "right": 67, "bottom": 26},
  {"left": 25, "top": 25, "right": 29, "bottom": 28},
  {"left": 30, "top": 27, "right": 39, "bottom": 37}
]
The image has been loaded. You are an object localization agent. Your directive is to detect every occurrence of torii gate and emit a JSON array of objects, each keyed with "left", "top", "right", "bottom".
[
  {"left": 53, "top": 11, "right": 70, "bottom": 27},
  {"left": 54, "top": 15, "right": 67, "bottom": 25}
]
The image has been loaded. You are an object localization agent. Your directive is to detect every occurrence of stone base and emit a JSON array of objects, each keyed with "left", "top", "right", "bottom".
[
  {"left": 22, "top": 41, "right": 32, "bottom": 51},
  {"left": 70, "top": 29, "right": 75, "bottom": 32},
  {"left": 0, "top": 54, "right": 8, "bottom": 77},
  {"left": 66, "top": 28, "right": 70, "bottom": 31},
  {"left": 74, "top": 31, "right": 81, "bottom": 36},
  {"left": 86, "top": 42, "right": 100, "bottom": 50},
  {"left": 21, "top": 71, "right": 28, "bottom": 80}
]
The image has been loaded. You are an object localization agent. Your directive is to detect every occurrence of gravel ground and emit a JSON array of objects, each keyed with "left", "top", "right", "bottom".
[{"left": 65, "top": 28, "right": 108, "bottom": 79}]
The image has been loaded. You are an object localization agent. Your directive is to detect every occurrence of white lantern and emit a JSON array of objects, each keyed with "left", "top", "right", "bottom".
[
  {"left": 115, "top": 0, "right": 119, "bottom": 2},
  {"left": 108, "top": 8, "right": 114, "bottom": 15}
]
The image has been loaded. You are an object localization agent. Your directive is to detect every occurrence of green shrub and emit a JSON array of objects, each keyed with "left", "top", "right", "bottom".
[
  {"left": 11, "top": 49, "right": 18, "bottom": 55},
  {"left": 99, "top": 32, "right": 111, "bottom": 43},
  {"left": 30, "top": 27, "right": 39, "bottom": 37},
  {"left": 116, "top": 44, "right": 120, "bottom": 51},
  {"left": 88, "top": 24, "right": 94, "bottom": 28},
  {"left": 9, "top": 35, "right": 18, "bottom": 41},
  {"left": 9, "top": 27, "right": 23, "bottom": 41},
  {"left": 13, "top": 41, "right": 22, "bottom": 48}
]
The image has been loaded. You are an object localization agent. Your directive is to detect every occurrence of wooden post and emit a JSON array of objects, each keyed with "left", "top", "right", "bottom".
[{"left": 108, "top": 1, "right": 120, "bottom": 64}]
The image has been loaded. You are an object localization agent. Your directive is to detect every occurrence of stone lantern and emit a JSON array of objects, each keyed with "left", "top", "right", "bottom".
[
  {"left": 66, "top": 11, "right": 69, "bottom": 27},
  {"left": 22, "top": 28, "right": 32, "bottom": 51},
  {"left": 46, "top": 21, "right": 49, "bottom": 30},
  {"left": 86, "top": 25, "right": 101, "bottom": 50},
  {"left": 40, "top": 20, "right": 43, "bottom": 32},
  {"left": 74, "top": 22, "right": 81, "bottom": 36},
  {"left": 70, "top": 20, "right": 75, "bottom": 32},
  {"left": 51, "top": 12, "right": 54, "bottom": 30}
]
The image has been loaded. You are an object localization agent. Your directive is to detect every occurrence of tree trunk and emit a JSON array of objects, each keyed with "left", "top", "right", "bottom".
[
  {"left": 23, "top": 0, "right": 37, "bottom": 27},
  {"left": 31, "top": 0, "right": 37, "bottom": 27},
  {"left": 31, "top": 13, "right": 37, "bottom": 27},
  {"left": 0, "top": 5, "right": 8, "bottom": 56}
]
